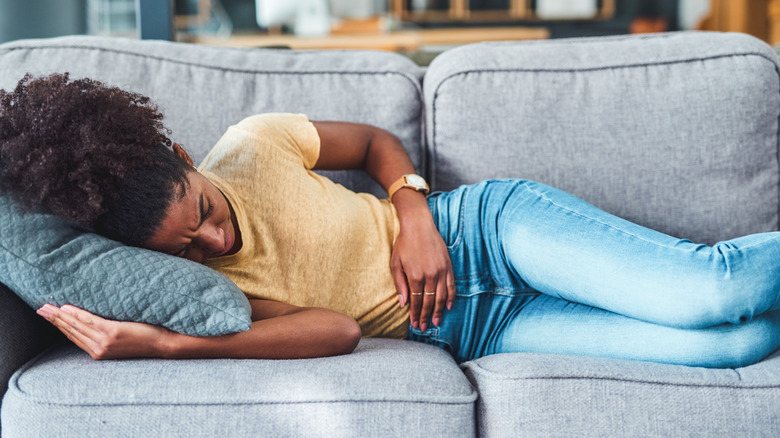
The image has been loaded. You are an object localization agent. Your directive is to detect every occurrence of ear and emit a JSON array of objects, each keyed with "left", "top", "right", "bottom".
[{"left": 172, "top": 142, "right": 195, "bottom": 168}]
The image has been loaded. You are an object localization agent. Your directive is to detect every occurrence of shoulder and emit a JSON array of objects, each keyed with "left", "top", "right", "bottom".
[
  {"left": 200, "top": 113, "right": 320, "bottom": 175},
  {"left": 234, "top": 113, "right": 315, "bottom": 137},
  {"left": 232, "top": 113, "right": 320, "bottom": 169}
]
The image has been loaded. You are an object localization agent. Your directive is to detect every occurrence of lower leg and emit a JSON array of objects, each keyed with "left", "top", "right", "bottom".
[{"left": 492, "top": 294, "right": 780, "bottom": 368}]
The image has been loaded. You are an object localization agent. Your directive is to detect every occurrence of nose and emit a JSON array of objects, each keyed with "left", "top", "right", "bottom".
[{"left": 197, "top": 224, "right": 225, "bottom": 255}]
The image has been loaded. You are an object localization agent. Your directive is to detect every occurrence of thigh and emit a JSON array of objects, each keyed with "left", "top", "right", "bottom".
[
  {"left": 497, "top": 181, "right": 780, "bottom": 328},
  {"left": 493, "top": 294, "right": 780, "bottom": 368}
]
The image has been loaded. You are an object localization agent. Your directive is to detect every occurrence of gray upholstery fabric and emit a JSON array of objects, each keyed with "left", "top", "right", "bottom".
[
  {"left": 2, "top": 339, "right": 476, "bottom": 437},
  {"left": 0, "top": 35, "right": 426, "bottom": 196},
  {"left": 424, "top": 32, "right": 780, "bottom": 245},
  {"left": 0, "top": 285, "right": 60, "bottom": 438},
  {"left": 462, "top": 351, "right": 780, "bottom": 437},
  {"left": 3, "top": 32, "right": 780, "bottom": 438}
]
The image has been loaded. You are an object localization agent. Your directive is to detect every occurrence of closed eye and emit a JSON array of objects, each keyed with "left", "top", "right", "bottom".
[
  {"left": 202, "top": 201, "right": 213, "bottom": 223},
  {"left": 173, "top": 195, "right": 214, "bottom": 258}
]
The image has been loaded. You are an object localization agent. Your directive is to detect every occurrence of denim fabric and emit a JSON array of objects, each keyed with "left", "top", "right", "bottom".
[{"left": 410, "top": 180, "right": 780, "bottom": 367}]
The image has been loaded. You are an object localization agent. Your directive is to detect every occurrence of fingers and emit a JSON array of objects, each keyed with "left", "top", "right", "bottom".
[
  {"left": 37, "top": 304, "right": 105, "bottom": 358},
  {"left": 446, "top": 267, "right": 456, "bottom": 311},
  {"left": 417, "top": 284, "right": 436, "bottom": 332},
  {"left": 406, "top": 271, "right": 425, "bottom": 331},
  {"left": 430, "top": 275, "right": 449, "bottom": 328},
  {"left": 410, "top": 273, "right": 443, "bottom": 332},
  {"left": 390, "top": 259, "right": 409, "bottom": 308}
]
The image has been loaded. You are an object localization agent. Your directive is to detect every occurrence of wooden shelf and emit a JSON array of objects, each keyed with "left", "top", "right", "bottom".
[
  {"left": 391, "top": 0, "right": 615, "bottom": 23},
  {"left": 187, "top": 26, "right": 550, "bottom": 51},
  {"left": 699, "top": 0, "right": 780, "bottom": 45}
]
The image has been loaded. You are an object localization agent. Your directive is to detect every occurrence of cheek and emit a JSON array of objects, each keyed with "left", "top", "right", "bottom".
[{"left": 186, "top": 250, "right": 206, "bottom": 264}]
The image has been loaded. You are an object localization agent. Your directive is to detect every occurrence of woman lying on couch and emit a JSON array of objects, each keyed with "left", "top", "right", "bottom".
[{"left": 2, "top": 73, "right": 780, "bottom": 368}]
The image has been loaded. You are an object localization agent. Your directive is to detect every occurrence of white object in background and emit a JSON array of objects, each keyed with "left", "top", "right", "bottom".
[
  {"left": 295, "top": 0, "right": 331, "bottom": 37},
  {"left": 255, "top": 0, "right": 330, "bottom": 37},
  {"left": 255, "top": 0, "right": 297, "bottom": 28},
  {"left": 330, "top": 0, "right": 385, "bottom": 19},
  {"left": 679, "top": 0, "right": 710, "bottom": 30},
  {"left": 536, "top": 0, "right": 597, "bottom": 20}
]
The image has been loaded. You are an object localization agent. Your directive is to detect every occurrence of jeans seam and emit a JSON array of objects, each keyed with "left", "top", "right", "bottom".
[
  {"left": 518, "top": 182, "right": 672, "bottom": 249},
  {"left": 445, "top": 187, "right": 468, "bottom": 251}
]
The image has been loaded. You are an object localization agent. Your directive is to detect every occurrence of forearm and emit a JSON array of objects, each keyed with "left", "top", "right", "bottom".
[
  {"left": 160, "top": 307, "right": 361, "bottom": 360},
  {"left": 357, "top": 129, "right": 434, "bottom": 226},
  {"left": 38, "top": 301, "right": 361, "bottom": 361}
]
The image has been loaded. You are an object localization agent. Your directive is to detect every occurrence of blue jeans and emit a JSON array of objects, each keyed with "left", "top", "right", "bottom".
[{"left": 408, "top": 180, "right": 780, "bottom": 367}]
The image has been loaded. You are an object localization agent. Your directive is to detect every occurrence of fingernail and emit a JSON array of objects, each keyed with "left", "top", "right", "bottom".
[
  {"left": 420, "top": 322, "right": 428, "bottom": 332},
  {"left": 36, "top": 307, "right": 51, "bottom": 319},
  {"left": 447, "top": 301, "right": 453, "bottom": 310},
  {"left": 433, "top": 317, "right": 441, "bottom": 327}
]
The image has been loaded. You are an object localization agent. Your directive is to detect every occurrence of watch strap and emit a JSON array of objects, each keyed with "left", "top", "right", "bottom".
[{"left": 388, "top": 174, "right": 429, "bottom": 200}]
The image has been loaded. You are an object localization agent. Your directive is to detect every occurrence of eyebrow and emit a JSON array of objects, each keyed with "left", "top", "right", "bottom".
[{"left": 173, "top": 192, "right": 206, "bottom": 257}]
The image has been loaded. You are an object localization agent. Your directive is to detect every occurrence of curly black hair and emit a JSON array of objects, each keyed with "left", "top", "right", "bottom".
[{"left": 0, "top": 73, "right": 191, "bottom": 247}]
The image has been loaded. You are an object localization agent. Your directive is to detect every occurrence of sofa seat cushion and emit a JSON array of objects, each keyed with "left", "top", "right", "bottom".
[
  {"left": 1, "top": 338, "right": 476, "bottom": 437},
  {"left": 462, "top": 351, "right": 780, "bottom": 437}
]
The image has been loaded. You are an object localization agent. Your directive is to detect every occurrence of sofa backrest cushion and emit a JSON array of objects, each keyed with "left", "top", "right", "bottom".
[
  {"left": 424, "top": 32, "right": 780, "bottom": 245},
  {"left": 0, "top": 35, "right": 425, "bottom": 196}
]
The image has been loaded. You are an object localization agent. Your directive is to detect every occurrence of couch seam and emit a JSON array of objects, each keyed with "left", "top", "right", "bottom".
[
  {"left": 0, "top": 44, "right": 422, "bottom": 82},
  {"left": 5, "top": 398, "right": 479, "bottom": 408},
  {"left": 429, "top": 51, "right": 780, "bottom": 191},
  {"left": 463, "top": 368, "right": 780, "bottom": 389}
]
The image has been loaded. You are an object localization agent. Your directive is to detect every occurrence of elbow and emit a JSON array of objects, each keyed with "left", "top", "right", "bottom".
[
  {"left": 335, "top": 316, "right": 362, "bottom": 356},
  {"left": 311, "top": 309, "right": 362, "bottom": 357}
]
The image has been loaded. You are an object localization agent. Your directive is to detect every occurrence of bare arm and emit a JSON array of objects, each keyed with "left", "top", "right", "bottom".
[
  {"left": 312, "top": 121, "right": 455, "bottom": 331},
  {"left": 37, "top": 299, "right": 361, "bottom": 360}
]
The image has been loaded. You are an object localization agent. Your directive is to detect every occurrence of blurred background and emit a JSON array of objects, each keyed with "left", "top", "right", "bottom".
[{"left": 0, "top": 1, "right": 777, "bottom": 63}]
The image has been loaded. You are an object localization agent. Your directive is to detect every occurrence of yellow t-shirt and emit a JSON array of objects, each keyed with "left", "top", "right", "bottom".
[{"left": 199, "top": 113, "right": 408, "bottom": 338}]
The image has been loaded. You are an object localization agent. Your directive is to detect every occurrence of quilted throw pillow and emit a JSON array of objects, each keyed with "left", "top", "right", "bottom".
[{"left": 0, "top": 195, "right": 252, "bottom": 336}]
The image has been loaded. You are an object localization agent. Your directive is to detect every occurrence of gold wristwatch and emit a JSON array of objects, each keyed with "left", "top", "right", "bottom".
[{"left": 388, "top": 174, "right": 430, "bottom": 201}]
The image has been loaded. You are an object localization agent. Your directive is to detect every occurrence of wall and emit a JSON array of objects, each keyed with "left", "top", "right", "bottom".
[{"left": 0, "top": 0, "right": 86, "bottom": 44}]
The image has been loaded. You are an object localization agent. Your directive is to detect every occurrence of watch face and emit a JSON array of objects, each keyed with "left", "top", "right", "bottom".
[{"left": 407, "top": 174, "right": 427, "bottom": 189}]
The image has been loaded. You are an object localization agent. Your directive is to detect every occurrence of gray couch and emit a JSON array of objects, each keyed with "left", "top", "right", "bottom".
[{"left": 2, "top": 31, "right": 780, "bottom": 437}]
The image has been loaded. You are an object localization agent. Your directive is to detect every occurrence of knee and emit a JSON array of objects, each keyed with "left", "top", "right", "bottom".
[
  {"left": 682, "top": 320, "right": 776, "bottom": 368},
  {"left": 673, "top": 276, "right": 759, "bottom": 329}
]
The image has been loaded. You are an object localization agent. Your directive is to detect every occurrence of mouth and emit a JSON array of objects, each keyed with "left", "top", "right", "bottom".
[{"left": 218, "top": 229, "right": 233, "bottom": 257}]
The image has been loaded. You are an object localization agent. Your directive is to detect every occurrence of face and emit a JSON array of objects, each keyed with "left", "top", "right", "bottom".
[{"left": 145, "top": 170, "right": 240, "bottom": 263}]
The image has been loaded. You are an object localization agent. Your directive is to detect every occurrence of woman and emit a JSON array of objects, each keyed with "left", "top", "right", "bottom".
[{"left": 3, "top": 73, "right": 780, "bottom": 368}]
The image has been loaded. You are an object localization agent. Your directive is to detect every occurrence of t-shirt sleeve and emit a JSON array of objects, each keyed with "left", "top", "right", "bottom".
[{"left": 232, "top": 113, "right": 320, "bottom": 169}]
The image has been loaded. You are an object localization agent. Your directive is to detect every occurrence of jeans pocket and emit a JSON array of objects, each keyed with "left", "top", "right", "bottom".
[
  {"left": 407, "top": 325, "right": 454, "bottom": 356},
  {"left": 428, "top": 188, "right": 467, "bottom": 251}
]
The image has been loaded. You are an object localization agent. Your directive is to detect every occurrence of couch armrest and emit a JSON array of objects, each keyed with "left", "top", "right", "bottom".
[{"left": 0, "top": 283, "right": 60, "bottom": 405}]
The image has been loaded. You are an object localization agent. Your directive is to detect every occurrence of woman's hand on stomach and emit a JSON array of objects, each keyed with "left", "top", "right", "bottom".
[{"left": 390, "top": 190, "right": 456, "bottom": 332}]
